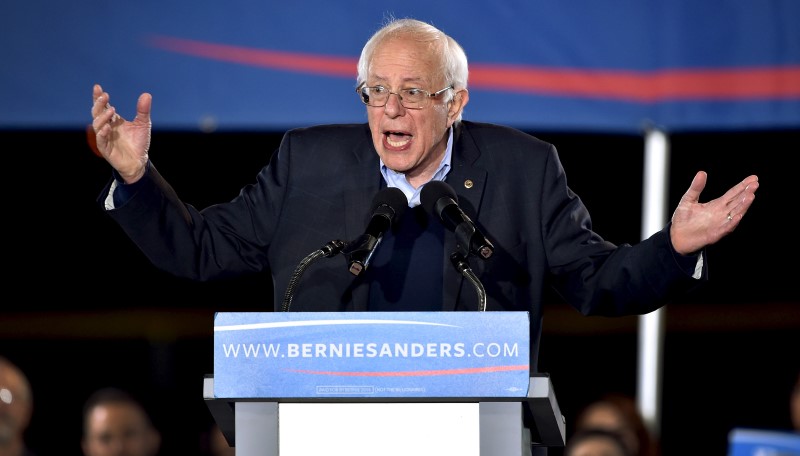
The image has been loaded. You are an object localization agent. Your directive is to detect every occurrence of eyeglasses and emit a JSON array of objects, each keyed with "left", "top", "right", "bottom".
[{"left": 357, "top": 85, "right": 453, "bottom": 109}]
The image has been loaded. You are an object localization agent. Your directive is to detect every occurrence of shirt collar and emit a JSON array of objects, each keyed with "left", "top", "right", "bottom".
[{"left": 380, "top": 127, "right": 453, "bottom": 207}]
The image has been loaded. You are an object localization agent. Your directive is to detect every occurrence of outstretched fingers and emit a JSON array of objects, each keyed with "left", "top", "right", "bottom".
[
  {"left": 670, "top": 172, "right": 759, "bottom": 254},
  {"left": 91, "top": 84, "right": 119, "bottom": 139},
  {"left": 724, "top": 175, "right": 759, "bottom": 223}
]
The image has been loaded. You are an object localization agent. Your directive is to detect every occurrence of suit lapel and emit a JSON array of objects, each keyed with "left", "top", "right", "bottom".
[
  {"left": 343, "top": 126, "right": 383, "bottom": 310},
  {"left": 442, "top": 122, "right": 488, "bottom": 311}
]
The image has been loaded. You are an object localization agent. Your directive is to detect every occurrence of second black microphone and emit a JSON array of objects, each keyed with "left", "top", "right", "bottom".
[
  {"left": 421, "top": 180, "right": 494, "bottom": 259},
  {"left": 342, "top": 187, "right": 408, "bottom": 276}
]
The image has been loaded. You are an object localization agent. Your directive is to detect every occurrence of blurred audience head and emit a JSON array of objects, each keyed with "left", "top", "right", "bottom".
[
  {"left": 566, "top": 428, "right": 632, "bottom": 456},
  {"left": 574, "top": 393, "right": 655, "bottom": 456},
  {"left": 81, "top": 387, "right": 160, "bottom": 456},
  {"left": 0, "top": 356, "right": 34, "bottom": 456},
  {"left": 206, "top": 423, "right": 233, "bottom": 456}
]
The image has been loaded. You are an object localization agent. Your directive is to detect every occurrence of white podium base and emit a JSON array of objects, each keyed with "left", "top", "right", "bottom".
[
  {"left": 281, "top": 403, "right": 479, "bottom": 456},
  {"left": 207, "top": 375, "right": 565, "bottom": 455},
  {"left": 234, "top": 401, "right": 525, "bottom": 456}
]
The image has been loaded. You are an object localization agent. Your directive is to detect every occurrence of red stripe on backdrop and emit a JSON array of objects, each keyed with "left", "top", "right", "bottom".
[
  {"left": 469, "top": 64, "right": 800, "bottom": 101},
  {"left": 149, "top": 36, "right": 357, "bottom": 77},
  {"left": 149, "top": 36, "right": 800, "bottom": 102}
]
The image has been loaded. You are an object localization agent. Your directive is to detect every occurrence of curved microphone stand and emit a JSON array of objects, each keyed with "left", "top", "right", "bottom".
[
  {"left": 449, "top": 252, "right": 487, "bottom": 312},
  {"left": 281, "top": 239, "right": 347, "bottom": 312}
]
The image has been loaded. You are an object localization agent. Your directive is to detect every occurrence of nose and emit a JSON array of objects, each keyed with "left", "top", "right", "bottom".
[{"left": 383, "top": 92, "right": 405, "bottom": 117}]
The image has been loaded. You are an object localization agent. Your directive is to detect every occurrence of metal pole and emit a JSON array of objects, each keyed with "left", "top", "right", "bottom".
[{"left": 637, "top": 128, "right": 669, "bottom": 438}]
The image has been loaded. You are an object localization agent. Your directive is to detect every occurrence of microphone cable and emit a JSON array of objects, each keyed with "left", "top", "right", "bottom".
[{"left": 281, "top": 239, "right": 347, "bottom": 312}]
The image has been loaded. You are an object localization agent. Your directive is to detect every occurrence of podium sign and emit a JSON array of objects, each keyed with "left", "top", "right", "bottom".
[
  {"left": 213, "top": 311, "right": 530, "bottom": 399},
  {"left": 728, "top": 428, "right": 800, "bottom": 456}
]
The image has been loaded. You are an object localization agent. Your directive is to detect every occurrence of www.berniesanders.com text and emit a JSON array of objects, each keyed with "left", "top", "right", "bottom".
[{"left": 221, "top": 342, "right": 520, "bottom": 359}]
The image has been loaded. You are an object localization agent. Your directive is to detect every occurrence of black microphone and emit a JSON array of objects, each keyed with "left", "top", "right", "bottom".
[
  {"left": 420, "top": 180, "right": 494, "bottom": 259},
  {"left": 341, "top": 187, "right": 408, "bottom": 276}
]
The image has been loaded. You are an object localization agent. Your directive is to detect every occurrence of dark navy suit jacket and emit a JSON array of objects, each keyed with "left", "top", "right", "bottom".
[{"left": 99, "top": 120, "right": 705, "bottom": 371}]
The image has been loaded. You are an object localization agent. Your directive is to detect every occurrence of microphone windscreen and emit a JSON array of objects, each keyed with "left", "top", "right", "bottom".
[
  {"left": 420, "top": 180, "right": 457, "bottom": 217},
  {"left": 372, "top": 187, "right": 409, "bottom": 222}
]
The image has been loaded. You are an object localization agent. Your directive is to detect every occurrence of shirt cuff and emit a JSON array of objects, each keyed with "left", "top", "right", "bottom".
[{"left": 103, "top": 165, "right": 148, "bottom": 210}]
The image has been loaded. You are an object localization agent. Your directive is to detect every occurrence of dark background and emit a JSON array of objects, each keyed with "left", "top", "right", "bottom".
[{"left": 2, "top": 127, "right": 798, "bottom": 455}]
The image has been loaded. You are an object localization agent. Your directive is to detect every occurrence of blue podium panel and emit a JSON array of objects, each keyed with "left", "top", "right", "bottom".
[
  {"left": 213, "top": 311, "right": 530, "bottom": 399},
  {"left": 728, "top": 428, "right": 800, "bottom": 456}
]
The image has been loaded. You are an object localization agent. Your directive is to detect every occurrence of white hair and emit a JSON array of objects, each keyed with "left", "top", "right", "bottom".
[{"left": 356, "top": 18, "right": 469, "bottom": 120}]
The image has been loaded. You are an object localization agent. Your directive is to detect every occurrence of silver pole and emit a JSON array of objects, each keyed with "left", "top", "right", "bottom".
[{"left": 637, "top": 128, "right": 669, "bottom": 438}]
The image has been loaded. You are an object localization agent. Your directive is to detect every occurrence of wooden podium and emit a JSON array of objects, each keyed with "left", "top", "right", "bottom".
[{"left": 204, "top": 312, "right": 565, "bottom": 456}]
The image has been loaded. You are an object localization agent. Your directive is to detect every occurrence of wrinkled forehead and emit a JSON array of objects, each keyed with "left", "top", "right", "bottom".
[{"left": 368, "top": 36, "right": 445, "bottom": 85}]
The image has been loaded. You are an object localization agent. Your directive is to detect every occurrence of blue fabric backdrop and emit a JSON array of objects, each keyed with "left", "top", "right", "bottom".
[{"left": 2, "top": 1, "right": 798, "bottom": 132}]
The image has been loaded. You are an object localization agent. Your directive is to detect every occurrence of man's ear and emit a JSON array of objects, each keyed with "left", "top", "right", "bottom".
[{"left": 448, "top": 89, "right": 469, "bottom": 122}]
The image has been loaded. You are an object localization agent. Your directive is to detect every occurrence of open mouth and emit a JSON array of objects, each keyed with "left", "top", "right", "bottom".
[{"left": 385, "top": 131, "right": 412, "bottom": 148}]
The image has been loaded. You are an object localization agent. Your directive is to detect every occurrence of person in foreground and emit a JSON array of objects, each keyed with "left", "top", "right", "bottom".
[
  {"left": 573, "top": 393, "right": 657, "bottom": 456},
  {"left": 91, "top": 16, "right": 757, "bottom": 365},
  {"left": 0, "top": 356, "right": 37, "bottom": 456},
  {"left": 564, "top": 428, "right": 632, "bottom": 456},
  {"left": 81, "top": 387, "right": 161, "bottom": 456}
]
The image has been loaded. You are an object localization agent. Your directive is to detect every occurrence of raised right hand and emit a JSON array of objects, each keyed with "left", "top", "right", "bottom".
[{"left": 91, "top": 84, "right": 152, "bottom": 183}]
